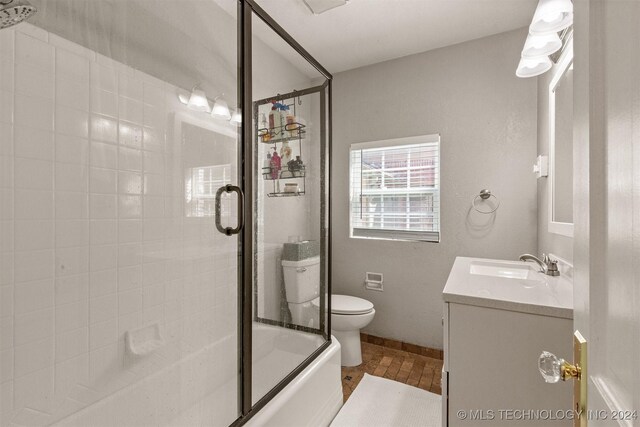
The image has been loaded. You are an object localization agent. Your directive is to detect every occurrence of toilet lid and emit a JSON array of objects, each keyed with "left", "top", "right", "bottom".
[{"left": 312, "top": 294, "right": 373, "bottom": 315}]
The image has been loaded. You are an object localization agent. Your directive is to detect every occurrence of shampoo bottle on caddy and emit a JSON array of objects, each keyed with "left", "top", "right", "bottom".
[{"left": 270, "top": 149, "right": 281, "bottom": 192}]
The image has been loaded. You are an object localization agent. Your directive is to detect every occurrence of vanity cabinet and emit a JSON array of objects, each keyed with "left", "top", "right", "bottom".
[{"left": 442, "top": 257, "right": 574, "bottom": 426}]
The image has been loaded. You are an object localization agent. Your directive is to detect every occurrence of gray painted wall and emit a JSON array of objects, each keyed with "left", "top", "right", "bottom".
[
  {"left": 331, "top": 28, "right": 538, "bottom": 349},
  {"left": 537, "top": 62, "right": 574, "bottom": 263}
]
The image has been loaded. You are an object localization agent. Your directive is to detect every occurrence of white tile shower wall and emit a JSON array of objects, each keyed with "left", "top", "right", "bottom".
[{"left": 0, "top": 24, "right": 238, "bottom": 426}]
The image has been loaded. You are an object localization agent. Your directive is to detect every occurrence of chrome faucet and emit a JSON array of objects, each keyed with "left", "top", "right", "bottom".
[{"left": 519, "top": 254, "right": 560, "bottom": 276}]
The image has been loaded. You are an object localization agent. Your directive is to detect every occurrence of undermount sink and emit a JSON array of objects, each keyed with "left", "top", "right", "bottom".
[{"left": 469, "top": 260, "right": 540, "bottom": 280}]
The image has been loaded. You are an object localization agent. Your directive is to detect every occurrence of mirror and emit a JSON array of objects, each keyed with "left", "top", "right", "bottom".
[{"left": 548, "top": 38, "right": 574, "bottom": 237}]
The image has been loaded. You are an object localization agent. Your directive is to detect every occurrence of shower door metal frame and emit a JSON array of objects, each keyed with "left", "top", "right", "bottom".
[{"left": 232, "top": 1, "right": 333, "bottom": 425}]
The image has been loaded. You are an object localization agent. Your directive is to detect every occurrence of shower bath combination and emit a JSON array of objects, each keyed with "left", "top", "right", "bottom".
[
  {"left": 0, "top": 0, "right": 335, "bottom": 425},
  {"left": 0, "top": 0, "right": 36, "bottom": 29}
]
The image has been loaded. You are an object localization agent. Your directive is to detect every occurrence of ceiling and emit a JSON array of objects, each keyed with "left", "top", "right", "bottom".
[
  {"left": 256, "top": 0, "right": 538, "bottom": 74},
  {"left": 31, "top": 0, "right": 241, "bottom": 97},
  {"left": 27, "top": 0, "right": 539, "bottom": 87}
]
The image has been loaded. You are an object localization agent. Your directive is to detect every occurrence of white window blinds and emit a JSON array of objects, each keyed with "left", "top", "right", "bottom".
[
  {"left": 349, "top": 135, "right": 440, "bottom": 242},
  {"left": 185, "top": 164, "right": 231, "bottom": 217}
]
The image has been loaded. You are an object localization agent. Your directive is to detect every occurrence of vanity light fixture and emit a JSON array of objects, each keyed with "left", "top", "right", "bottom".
[
  {"left": 211, "top": 96, "right": 231, "bottom": 120},
  {"left": 177, "top": 87, "right": 236, "bottom": 124},
  {"left": 530, "top": 0, "right": 573, "bottom": 35},
  {"left": 186, "top": 86, "right": 211, "bottom": 112},
  {"left": 229, "top": 108, "right": 242, "bottom": 125},
  {"left": 516, "top": 0, "right": 572, "bottom": 78},
  {"left": 522, "top": 32, "right": 562, "bottom": 58},
  {"left": 178, "top": 86, "right": 210, "bottom": 112},
  {"left": 516, "top": 55, "right": 553, "bottom": 78}
]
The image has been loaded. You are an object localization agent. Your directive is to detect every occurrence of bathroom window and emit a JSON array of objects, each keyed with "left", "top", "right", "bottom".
[
  {"left": 185, "top": 164, "right": 231, "bottom": 217},
  {"left": 349, "top": 134, "right": 440, "bottom": 242}
]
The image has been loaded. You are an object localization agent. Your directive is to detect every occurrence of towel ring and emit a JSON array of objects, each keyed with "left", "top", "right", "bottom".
[{"left": 472, "top": 189, "right": 500, "bottom": 214}]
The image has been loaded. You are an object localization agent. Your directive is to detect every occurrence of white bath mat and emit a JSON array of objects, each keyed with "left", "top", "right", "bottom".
[{"left": 331, "top": 373, "right": 442, "bottom": 427}]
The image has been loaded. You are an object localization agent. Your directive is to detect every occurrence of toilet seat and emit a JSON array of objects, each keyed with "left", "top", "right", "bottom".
[{"left": 312, "top": 294, "right": 374, "bottom": 315}]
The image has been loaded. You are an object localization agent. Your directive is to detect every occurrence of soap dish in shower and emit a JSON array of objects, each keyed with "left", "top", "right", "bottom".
[{"left": 125, "top": 323, "right": 165, "bottom": 356}]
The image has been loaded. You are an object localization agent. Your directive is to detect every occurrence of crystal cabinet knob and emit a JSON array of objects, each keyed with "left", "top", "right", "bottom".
[{"left": 538, "top": 351, "right": 581, "bottom": 383}]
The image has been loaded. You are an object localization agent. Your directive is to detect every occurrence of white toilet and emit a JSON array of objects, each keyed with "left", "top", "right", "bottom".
[
  {"left": 282, "top": 256, "right": 375, "bottom": 367},
  {"left": 327, "top": 294, "right": 375, "bottom": 367},
  {"left": 282, "top": 256, "right": 321, "bottom": 328}
]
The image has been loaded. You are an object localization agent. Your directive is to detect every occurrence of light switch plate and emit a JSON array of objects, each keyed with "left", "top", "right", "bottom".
[{"left": 533, "top": 155, "right": 549, "bottom": 178}]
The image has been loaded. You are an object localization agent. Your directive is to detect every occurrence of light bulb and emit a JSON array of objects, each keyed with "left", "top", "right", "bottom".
[
  {"left": 542, "top": 12, "right": 562, "bottom": 24},
  {"left": 516, "top": 55, "right": 553, "bottom": 78},
  {"left": 522, "top": 32, "right": 562, "bottom": 58},
  {"left": 230, "top": 108, "right": 242, "bottom": 125},
  {"left": 211, "top": 97, "right": 231, "bottom": 120},
  {"left": 530, "top": 0, "right": 573, "bottom": 35},
  {"left": 187, "top": 88, "right": 210, "bottom": 112}
]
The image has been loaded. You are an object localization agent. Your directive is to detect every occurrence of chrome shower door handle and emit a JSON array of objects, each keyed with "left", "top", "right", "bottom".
[{"left": 215, "top": 184, "right": 244, "bottom": 236}]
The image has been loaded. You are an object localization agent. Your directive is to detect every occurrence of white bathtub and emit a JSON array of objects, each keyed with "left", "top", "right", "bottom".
[
  {"left": 247, "top": 328, "right": 343, "bottom": 427},
  {"left": 53, "top": 323, "right": 342, "bottom": 427}
]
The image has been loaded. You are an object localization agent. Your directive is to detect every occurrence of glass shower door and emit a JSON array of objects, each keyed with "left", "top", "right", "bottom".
[
  {"left": 250, "top": 11, "right": 331, "bottom": 406},
  {"left": 1, "top": 0, "right": 333, "bottom": 423},
  {"left": 0, "top": 1, "right": 241, "bottom": 425}
]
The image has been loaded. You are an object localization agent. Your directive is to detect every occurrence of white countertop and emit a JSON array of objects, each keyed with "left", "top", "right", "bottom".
[{"left": 442, "top": 257, "right": 573, "bottom": 319}]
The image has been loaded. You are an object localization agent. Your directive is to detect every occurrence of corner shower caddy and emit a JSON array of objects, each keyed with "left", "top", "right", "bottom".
[{"left": 255, "top": 91, "right": 307, "bottom": 197}]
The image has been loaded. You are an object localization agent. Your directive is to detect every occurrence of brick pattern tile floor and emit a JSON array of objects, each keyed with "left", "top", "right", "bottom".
[{"left": 341, "top": 341, "right": 444, "bottom": 402}]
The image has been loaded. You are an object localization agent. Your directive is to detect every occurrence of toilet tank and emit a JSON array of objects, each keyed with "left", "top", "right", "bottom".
[{"left": 282, "top": 256, "right": 320, "bottom": 304}]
